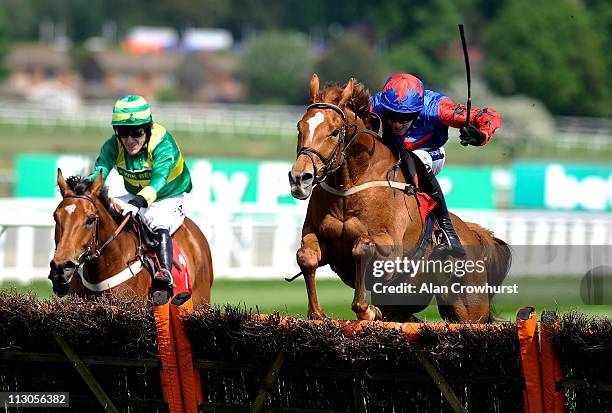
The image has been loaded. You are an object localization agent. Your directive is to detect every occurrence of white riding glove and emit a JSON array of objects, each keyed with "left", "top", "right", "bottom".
[{"left": 121, "top": 202, "right": 140, "bottom": 217}]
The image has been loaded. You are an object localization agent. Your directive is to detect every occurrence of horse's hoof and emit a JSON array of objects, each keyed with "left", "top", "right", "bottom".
[
  {"left": 152, "top": 290, "right": 171, "bottom": 306},
  {"left": 308, "top": 312, "right": 326, "bottom": 320},
  {"left": 357, "top": 305, "right": 382, "bottom": 321},
  {"left": 372, "top": 306, "right": 383, "bottom": 320},
  {"left": 171, "top": 292, "right": 191, "bottom": 306}
]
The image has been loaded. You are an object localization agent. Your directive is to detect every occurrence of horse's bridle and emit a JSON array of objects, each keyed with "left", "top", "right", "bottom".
[
  {"left": 297, "top": 103, "right": 355, "bottom": 184},
  {"left": 297, "top": 102, "right": 384, "bottom": 184},
  {"left": 63, "top": 194, "right": 132, "bottom": 264}
]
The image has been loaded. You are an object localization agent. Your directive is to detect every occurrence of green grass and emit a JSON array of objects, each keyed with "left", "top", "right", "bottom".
[
  {"left": 2, "top": 277, "right": 611, "bottom": 322},
  {"left": 0, "top": 124, "right": 296, "bottom": 169}
]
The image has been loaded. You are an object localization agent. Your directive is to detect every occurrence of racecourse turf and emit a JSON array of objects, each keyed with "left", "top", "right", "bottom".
[{"left": 2, "top": 277, "right": 611, "bottom": 322}]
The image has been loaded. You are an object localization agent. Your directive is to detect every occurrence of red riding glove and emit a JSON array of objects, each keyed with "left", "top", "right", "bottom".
[{"left": 437, "top": 97, "right": 501, "bottom": 146}]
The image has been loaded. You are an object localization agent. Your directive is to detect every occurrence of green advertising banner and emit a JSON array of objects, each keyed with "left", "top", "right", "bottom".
[
  {"left": 14, "top": 154, "right": 495, "bottom": 209},
  {"left": 16, "top": 155, "right": 58, "bottom": 198},
  {"left": 438, "top": 167, "right": 494, "bottom": 210},
  {"left": 513, "top": 162, "right": 612, "bottom": 211}
]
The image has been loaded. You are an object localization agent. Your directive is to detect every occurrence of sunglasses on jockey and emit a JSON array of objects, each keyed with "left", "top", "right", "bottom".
[
  {"left": 114, "top": 126, "right": 146, "bottom": 140},
  {"left": 383, "top": 108, "right": 418, "bottom": 125}
]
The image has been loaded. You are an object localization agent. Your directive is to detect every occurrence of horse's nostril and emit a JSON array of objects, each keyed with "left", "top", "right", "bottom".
[
  {"left": 63, "top": 261, "right": 77, "bottom": 271},
  {"left": 302, "top": 172, "right": 314, "bottom": 184}
]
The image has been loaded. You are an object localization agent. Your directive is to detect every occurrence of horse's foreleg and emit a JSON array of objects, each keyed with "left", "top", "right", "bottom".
[
  {"left": 352, "top": 234, "right": 394, "bottom": 321},
  {"left": 297, "top": 233, "right": 326, "bottom": 320}
]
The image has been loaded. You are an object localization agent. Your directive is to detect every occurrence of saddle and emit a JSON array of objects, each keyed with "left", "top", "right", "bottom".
[
  {"left": 371, "top": 117, "right": 445, "bottom": 252},
  {"left": 115, "top": 207, "right": 193, "bottom": 306}
]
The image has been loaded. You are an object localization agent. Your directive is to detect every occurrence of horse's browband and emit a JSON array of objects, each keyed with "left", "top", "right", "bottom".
[
  {"left": 307, "top": 103, "right": 346, "bottom": 121},
  {"left": 64, "top": 194, "right": 95, "bottom": 204}
]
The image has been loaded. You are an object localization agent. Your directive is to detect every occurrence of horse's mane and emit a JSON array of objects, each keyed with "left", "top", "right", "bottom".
[
  {"left": 66, "top": 176, "right": 122, "bottom": 222},
  {"left": 319, "top": 79, "right": 372, "bottom": 124}
]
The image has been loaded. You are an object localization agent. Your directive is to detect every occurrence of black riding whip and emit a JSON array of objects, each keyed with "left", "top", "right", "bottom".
[
  {"left": 285, "top": 271, "right": 303, "bottom": 282},
  {"left": 458, "top": 24, "right": 471, "bottom": 126}
]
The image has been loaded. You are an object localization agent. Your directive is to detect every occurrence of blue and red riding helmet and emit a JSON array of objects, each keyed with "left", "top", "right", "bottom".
[{"left": 378, "top": 74, "right": 425, "bottom": 114}]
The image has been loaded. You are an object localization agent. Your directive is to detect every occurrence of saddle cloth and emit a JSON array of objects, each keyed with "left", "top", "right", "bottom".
[{"left": 145, "top": 238, "right": 192, "bottom": 298}]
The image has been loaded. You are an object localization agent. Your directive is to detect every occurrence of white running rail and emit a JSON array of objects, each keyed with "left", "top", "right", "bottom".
[{"left": 1, "top": 199, "right": 612, "bottom": 283}]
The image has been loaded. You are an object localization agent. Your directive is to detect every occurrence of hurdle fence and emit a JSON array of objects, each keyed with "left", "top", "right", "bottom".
[{"left": 0, "top": 293, "right": 609, "bottom": 413}]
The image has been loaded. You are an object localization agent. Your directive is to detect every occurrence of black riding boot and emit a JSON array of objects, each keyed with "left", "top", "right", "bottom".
[
  {"left": 152, "top": 228, "right": 174, "bottom": 304},
  {"left": 423, "top": 170, "right": 466, "bottom": 258}
]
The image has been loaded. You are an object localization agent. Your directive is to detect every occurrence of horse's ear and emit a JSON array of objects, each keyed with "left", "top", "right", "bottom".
[
  {"left": 309, "top": 73, "right": 320, "bottom": 103},
  {"left": 57, "top": 168, "right": 72, "bottom": 197},
  {"left": 339, "top": 78, "right": 354, "bottom": 108},
  {"left": 86, "top": 170, "right": 104, "bottom": 197}
]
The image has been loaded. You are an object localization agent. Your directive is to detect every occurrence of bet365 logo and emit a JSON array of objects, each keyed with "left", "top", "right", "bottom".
[{"left": 545, "top": 165, "right": 612, "bottom": 211}]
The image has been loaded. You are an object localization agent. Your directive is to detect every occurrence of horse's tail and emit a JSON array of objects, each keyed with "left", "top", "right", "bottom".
[{"left": 465, "top": 222, "right": 512, "bottom": 322}]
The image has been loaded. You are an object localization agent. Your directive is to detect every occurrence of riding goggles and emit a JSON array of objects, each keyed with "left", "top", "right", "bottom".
[
  {"left": 383, "top": 108, "right": 418, "bottom": 124},
  {"left": 115, "top": 127, "right": 145, "bottom": 139}
]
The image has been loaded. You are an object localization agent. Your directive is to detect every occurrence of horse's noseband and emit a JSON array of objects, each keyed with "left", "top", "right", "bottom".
[{"left": 297, "top": 103, "right": 354, "bottom": 184}]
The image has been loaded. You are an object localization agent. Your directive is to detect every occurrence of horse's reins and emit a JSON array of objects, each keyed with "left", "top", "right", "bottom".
[
  {"left": 298, "top": 102, "right": 384, "bottom": 184},
  {"left": 286, "top": 104, "right": 411, "bottom": 284},
  {"left": 65, "top": 194, "right": 132, "bottom": 264},
  {"left": 297, "top": 103, "right": 413, "bottom": 195},
  {"left": 62, "top": 194, "right": 146, "bottom": 291},
  {"left": 297, "top": 102, "right": 353, "bottom": 184}
]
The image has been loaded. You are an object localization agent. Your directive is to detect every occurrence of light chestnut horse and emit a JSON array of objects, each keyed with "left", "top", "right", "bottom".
[
  {"left": 49, "top": 169, "right": 213, "bottom": 307},
  {"left": 288, "top": 74, "right": 511, "bottom": 322}
]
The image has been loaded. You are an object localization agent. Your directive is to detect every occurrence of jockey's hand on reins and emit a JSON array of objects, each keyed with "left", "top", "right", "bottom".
[{"left": 459, "top": 123, "right": 486, "bottom": 146}]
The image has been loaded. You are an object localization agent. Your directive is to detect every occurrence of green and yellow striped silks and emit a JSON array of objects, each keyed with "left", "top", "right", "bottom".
[{"left": 111, "top": 95, "right": 153, "bottom": 126}]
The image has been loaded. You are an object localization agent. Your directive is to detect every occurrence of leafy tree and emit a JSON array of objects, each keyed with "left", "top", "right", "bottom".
[
  {"left": 484, "top": 0, "right": 607, "bottom": 116},
  {"left": 2, "top": 0, "right": 38, "bottom": 40},
  {"left": 315, "top": 33, "right": 387, "bottom": 91},
  {"left": 582, "top": 0, "right": 612, "bottom": 117},
  {"left": 0, "top": 4, "right": 10, "bottom": 80},
  {"left": 372, "top": 0, "right": 465, "bottom": 89},
  {"left": 240, "top": 31, "right": 315, "bottom": 104}
]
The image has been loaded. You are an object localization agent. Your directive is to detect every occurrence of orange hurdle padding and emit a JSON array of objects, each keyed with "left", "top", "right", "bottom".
[
  {"left": 249, "top": 314, "right": 504, "bottom": 340},
  {"left": 516, "top": 307, "right": 543, "bottom": 413},
  {"left": 154, "top": 302, "right": 185, "bottom": 413},
  {"left": 540, "top": 312, "right": 565, "bottom": 413},
  {"left": 171, "top": 299, "right": 204, "bottom": 413}
]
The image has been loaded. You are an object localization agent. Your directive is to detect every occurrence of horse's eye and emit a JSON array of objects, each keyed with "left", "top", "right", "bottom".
[{"left": 85, "top": 216, "right": 96, "bottom": 225}]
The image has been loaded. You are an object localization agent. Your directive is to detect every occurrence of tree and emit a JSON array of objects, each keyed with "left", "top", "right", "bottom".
[
  {"left": 240, "top": 31, "right": 315, "bottom": 104},
  {"left": 484, "top": 0, "right": 607, "bottom": 116},
  {"left": 315, "top": 32, "right": 387, "bottom": 90},
  {"left": 0, "top": 4, "right": 10, "bottom": 80},
  {"left": 372, "top": 0, "right": 465, "bottom": 89},
  {"left": 582, "top": 0, "right": 612, "bottom": 117}
]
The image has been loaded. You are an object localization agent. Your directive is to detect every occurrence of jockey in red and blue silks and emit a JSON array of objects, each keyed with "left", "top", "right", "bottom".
[{"left": 371, "top": 73, "right": 502, "bottom": 258}]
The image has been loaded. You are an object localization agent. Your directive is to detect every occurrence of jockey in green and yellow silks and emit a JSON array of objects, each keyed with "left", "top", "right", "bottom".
[{"left": 88, "top": 95, "right": 192, "bottom": 301}]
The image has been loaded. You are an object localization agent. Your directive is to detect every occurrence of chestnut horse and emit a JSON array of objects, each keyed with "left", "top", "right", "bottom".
[
  {"left": 49, "top": 169, "right": 213, "bottom": 308},
  {"left": 289, "top": 74, "right": 511, "bottom": 322}
]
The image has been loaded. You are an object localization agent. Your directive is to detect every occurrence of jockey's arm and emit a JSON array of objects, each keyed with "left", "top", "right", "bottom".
[
  {"left": 87, "top": 136, "right": 119, "bottom": 182},
  {"left": 137, "top": 138, "right": 176, "bottom": 206},
  {"left": 436, "top": 97, "right": 501, "bottom": 146}
]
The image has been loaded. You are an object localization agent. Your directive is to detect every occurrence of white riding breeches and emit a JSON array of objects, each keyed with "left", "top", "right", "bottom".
[
  {"left": 114, "top": 193, "right": 186, "bottom": 235},
  {"left": 412, "top": 147, "right": 446, "bottom": 176}
]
